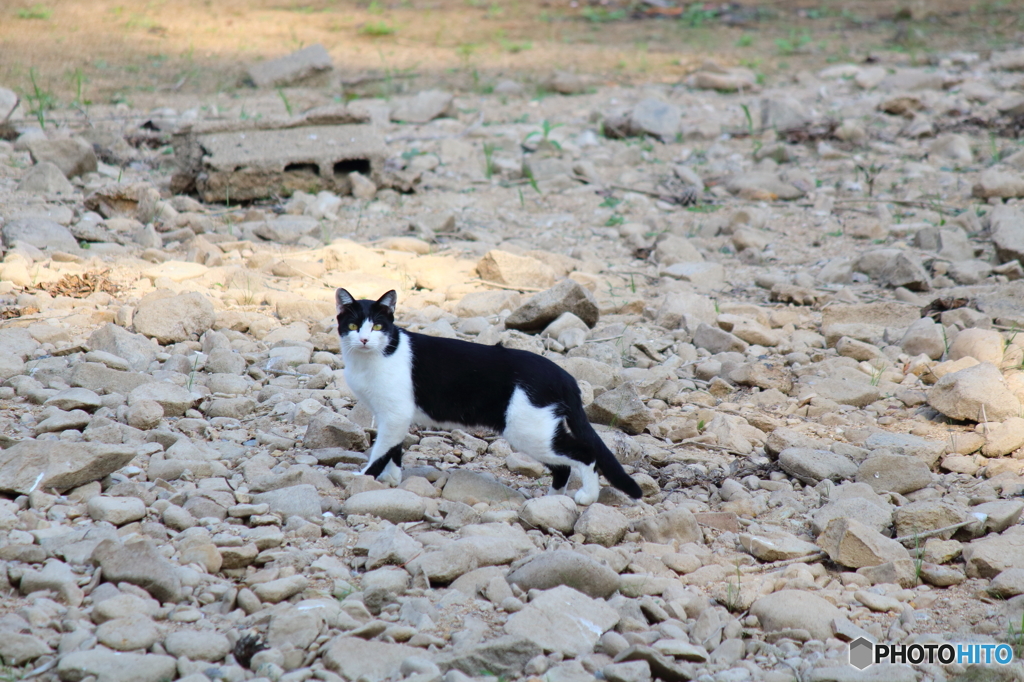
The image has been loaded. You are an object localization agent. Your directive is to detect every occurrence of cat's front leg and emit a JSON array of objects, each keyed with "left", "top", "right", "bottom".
[{"left": 360, "top": 415, "right": 412, "bottom": 486}]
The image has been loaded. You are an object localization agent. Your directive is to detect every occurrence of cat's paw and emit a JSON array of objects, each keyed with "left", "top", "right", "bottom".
[
  {"left": 548, "top": 485, "right": 568, "bottom": 497},
  {"left": 379, "top": 460, "right": 403, "bottom": 487},
  {"left": 573, "top": 488, "right": 598, "bottom": 506}
]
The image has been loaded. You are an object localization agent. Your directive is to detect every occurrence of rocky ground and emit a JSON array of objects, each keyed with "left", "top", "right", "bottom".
[{"left": 2, "top": 35, "right": 1024, "bottom": 682}]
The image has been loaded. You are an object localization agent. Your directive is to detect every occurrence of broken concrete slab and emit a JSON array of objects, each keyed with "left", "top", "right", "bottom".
[
  {"left": 248, "top": 44, "right": 333, "bottom": 88},
  {"left": 172, "top": 122, "right": 386, "bottom": 202}
]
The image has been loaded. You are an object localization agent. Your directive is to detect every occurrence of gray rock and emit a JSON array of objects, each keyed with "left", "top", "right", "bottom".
[
  {"left": 435, "top": 635, "right": 543, "bottom": 678},
  {"left": 761, "top": 95, "right": 811, "bottom": 131},
  {"left": 71, "top": 362, "right": 151, "bottom": 395},
  {"left": 344, "top": 489, "right": 425, "bottom": 522},
  {"left": 442, "top": 469, "right": 526, "bottom": 506},
  {"left": 585, "top": 383, "right": 653, "bottom": 435},
  {"left": 44, "top": 387, "right": 102, "bottom": 412},
  {"left": 25, "top": 137, "right": 97, "bottom": 178},
  {"left": 1, "top": 217, "right": 78, "bottom": 251},
  {"left": 629, "top": 98, "right": 681, "bottom": 141},
  {"left": 34, "top": 408, "right": 91, "bottom": 435},
  {"left": 248, "top": 43, "right": 333, "bottom": 88},
  {"left": 725, "top": 172, "right": 805, "bottom": 200},
  {"left": 856, "top": 454, "right": 932, "bottom": 495},
  {"left": 778, "top": 448, "right": 858, "bottom": 485},
  {"left": 254, "top": 216, "right": 321, "bottom": 244},
  {"left": 17, "top": 161, "right": 75, "bottom": 194},
  {"left": 0, "top": 633, "right": 51, "bottom": 666},
  {"left": 928, "top": 362, "right": 1021, "bottom": 422},
  {"left": 390, "top": 90, "right": 454, "bottom": 123},
  {"left": 817, "top": 517, "right": 911, "bottom": 568},
  {"left": 253, "top": 574, "right": 308, "bottom": 603},
  {"left": 604, "top": 661, "right": 653, "bottom": 682},
  {"left": 990, "top": 568, "right": 1024, "bottom": 598},
  {"left": 811, "top": 497, "right": 893, "bottom": 536},
  {"left": 133, "top": 291, "right": 216, "bottom": 344},
  {"left": 991, "top": 204, "right": 1024, "bottom": 265},
  {"left": 88, "top": 495, "right": 147, "bottom": 525},
  {"left": 739, "top": 531, "right": 820, "bottom": 562},
  {"left": 973, "top": 167, "right": 1024, "bottom": 199},
  {"left": 366, "top": 525, "right": 423, "bottom": 570},
  {"left": 57, "top": 650, "right": 177, "bottom": 682},
  {"left": 863, "top": 432, "right": 946, "bottom": 467},
  {"left": 635, "top": 507, "right": 701, "bottom": 545},
  {"left": 693, "top": 323, "right": 749, "bottom": 354},
  {"left": 128, "top": 400, "right": 163, "bottom": 429},
  {"left": 964, "top": 526, "right": 1024, "bottom": 579},
  {"left": 253, "top": 484, "right": 323, "bottom": 522},
  {"left": 750, "top": 590, "right": 841, "bottom": 641},
  {"left": 574, "top": 503, "right": 629, "bottom": 546},
  {"left": 88, "top": 323, "right": 157, "bottom": 371},
  {"left": 900, "top": 317, "right": 945, "bottom": 360},
  {"left": 206, "top": 397, "right": 255, "bottom": 419},
  {"left": 92, "top": 538, "right": 183, "bottom": 602},
  {"left": 506, "top": 550, "right": 621, "bottom": 598},
  {"left": 303, "top": 407, "right": 369, "bottom": 450},
  {"left": 322, "top": 636, "right": 420, "bottom": 682},
  {"left": 205, "top": 347, "right": 246, "bottom": 374},
  {"left": 519, "top": 496, "right": 579, "bottom": 534},
  {"left": 0, "top": 86, "right": 17, "bottom": 122},
  {"left": 505, "top": 279, "right": 599, "bottom": 332},
  {"left": 0, "top": 440, "right": 136, "bottom": 494},
  {"left": 894, "top": 499, "right": 968, "bottom": 539},
  {"left": 96, "top": 612, "right": 161, "bottom": 651},
  {"left": 164, "top": 630, "right": 231, "bottom": 661},
  {"left": 267, "top": 606, "right": 323, "bottom": 649},
  {"left": 654, "top": 235, "right": 704, "bottom": 266},
  {"left": 406, "top": 544, "right": 478, "bottom": 584},
  {"left": 505, "top": 585, "right": 620, "bottom": 656},
  {"left": 128, "top": 382, "right": 194, "bottom": 417}
]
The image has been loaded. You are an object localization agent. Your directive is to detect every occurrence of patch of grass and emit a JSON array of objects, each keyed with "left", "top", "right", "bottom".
[
  {"left": 68, "top": 67, "right": 89, "bottom": 106},
  {"left": 17, "top": 4, "right": 52, "bottom": 19},
  {"left": 360, "top": 20, "right": 395, "bottom": 37},
  {"left": 775, "top": 29, "right": 811, "bottom": 55},
  {"left": 483, "top": 142, "right": 497, "bottom": 179},
  {"left": 735, "top": 33, "right": 754, "bottom": 48},
  {"left": 1008, "top": 610, "right": 1024, "bottom": 658},
  {"left": 685, "top": 204, "right": 720, "bottom": 214},
  {"left": 581, "top": 6, "right": 626, "bottom": 23},
  {"left": 600, "top": 196, "right": 622, "bottom": 209},
  {"left": 605, "top": 214, "right": 624, "bottom": 227},
  {"left": 277, "top": 88, "right": 293, "bottom": 116},
  {"left": 24, "top": 67, "right": 57, "bottom": 129},
  {"left": 524, "top": 119, "right": 564, "bottom": 150},
  {"left": 680, "top": 2, "right": 717, "bottom": 27}
]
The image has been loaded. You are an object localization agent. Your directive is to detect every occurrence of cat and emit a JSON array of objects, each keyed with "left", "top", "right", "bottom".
[{"left": 335, "top": 288, "right": 643, "bottom": 505}]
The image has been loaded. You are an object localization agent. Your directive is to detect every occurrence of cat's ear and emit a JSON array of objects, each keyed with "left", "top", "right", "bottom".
[
  {"left": 377, "top": 290, "right": 397, "bottom": 315},
  {"left": 336, "top": 289, "right": 355, "bottom": 315}
]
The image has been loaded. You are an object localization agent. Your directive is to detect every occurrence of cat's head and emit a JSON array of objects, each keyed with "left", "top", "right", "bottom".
[{"left": 335, "top": 289, "right": 398, "bottom": 355}]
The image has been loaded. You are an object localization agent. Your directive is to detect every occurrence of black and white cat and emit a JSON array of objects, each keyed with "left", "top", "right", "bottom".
[{"left": 335, "top": 288, "right": 642, "bottom": 505}]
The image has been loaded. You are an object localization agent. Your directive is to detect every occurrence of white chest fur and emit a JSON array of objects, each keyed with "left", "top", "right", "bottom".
[{"left": 342, "top": 330, "right": 415, "bottom": 425}]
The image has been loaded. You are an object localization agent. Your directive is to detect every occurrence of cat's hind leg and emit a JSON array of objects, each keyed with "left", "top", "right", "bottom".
[
  {"left": 549, "top": 465, "right": 571, "bottom": 496},
  {"left": 571, "top": 461, "right": 600, "bottom": 506}
]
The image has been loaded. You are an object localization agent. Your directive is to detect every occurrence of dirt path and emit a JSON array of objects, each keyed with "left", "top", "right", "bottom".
[{"left": 2, "top": 0, "right": 1019, "bottom": 107}]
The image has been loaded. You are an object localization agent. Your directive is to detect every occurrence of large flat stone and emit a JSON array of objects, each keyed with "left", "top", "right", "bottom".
[{"left": 0, "top": 441, "right": 137, "bottom": 495}]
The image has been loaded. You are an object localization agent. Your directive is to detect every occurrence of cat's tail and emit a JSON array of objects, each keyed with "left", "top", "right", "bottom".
[{"left": 566, "top": 403, "right": 643, "bottom": 499}]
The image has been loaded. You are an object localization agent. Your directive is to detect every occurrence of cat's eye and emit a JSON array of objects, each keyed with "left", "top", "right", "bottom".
[
  {"left": 348, "top": 323, "right": 358, "bottom": 331},
  {"left": 372, "top": 324, "right": 382, "bottom": 331}
]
